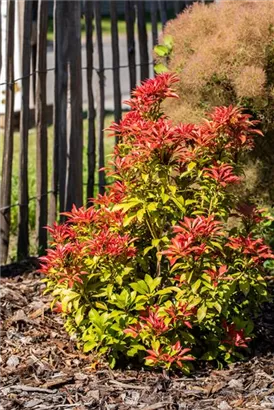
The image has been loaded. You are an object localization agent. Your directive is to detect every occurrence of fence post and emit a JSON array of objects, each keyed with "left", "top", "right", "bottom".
[
  {"left": 110, "top": 0, "right": 122, "bottom": 144},
  {"left": 158, "top": 0, "right": 168, "bottom": 29},
  {"left": 137, "top": 1, "right": 149, "bottom": 82},
  {"left": 35, "top": 0, "right": 48, "bottom": 254},
  {"left": 17, "top": 0, "right": 32, "bottom": 260},
  {"left": 49, "top": 0, "right": 68, "bottom": 225},
  {"left": 85, "top": 1, "right": 96, "bottom": 205},
  {"left": 150, "top": 1, "right": 158, "bottom": 48},
  {"left": 0, "top": 0, "right": 2, "bottom": 75},
  {"left": 125, "top": 1, "right": 136, "bottom": 92},
  {"left": 94, "top": 1, "right": 105, "bottom": 195},
  {"left": 174, "top": 1, "right": 184, "bottom": 15},
  {"left": 0, "top": 0, "right": 15, "bottom": 264},
  {"left": 65, "top": 1, "right": 83, "bottom": 211}
]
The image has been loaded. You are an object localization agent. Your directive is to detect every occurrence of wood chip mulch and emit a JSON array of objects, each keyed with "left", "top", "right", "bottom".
[{"left": 1, "top": 264, "right": 274, "bottom": 410}]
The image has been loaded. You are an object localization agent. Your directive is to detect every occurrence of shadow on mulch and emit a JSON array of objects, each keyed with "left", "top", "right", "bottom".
[{"left": 1, "top": 257, "right": 40, "bottom": 278}]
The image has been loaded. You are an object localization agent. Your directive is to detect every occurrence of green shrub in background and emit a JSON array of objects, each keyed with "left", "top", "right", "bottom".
[
  {"left": 40, "top": 74, "right": 274, "bottom": 372},
  {"left": 158, "top": 1, "right": 274, "bottom": 204}
]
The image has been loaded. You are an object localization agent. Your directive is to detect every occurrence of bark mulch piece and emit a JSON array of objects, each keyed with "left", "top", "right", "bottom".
[{"left": 1, "top": 268, "right": 274, "bottom": 410}]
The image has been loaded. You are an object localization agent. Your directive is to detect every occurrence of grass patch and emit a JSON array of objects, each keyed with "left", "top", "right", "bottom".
[{"left": 47, "top": 16, "right": 162, "bottom": 42}]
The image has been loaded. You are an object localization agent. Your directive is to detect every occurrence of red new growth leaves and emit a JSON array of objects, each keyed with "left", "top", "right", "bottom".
[
  {"left": 226, "top": 235, "right": 274, "bottom": 264},
  {"left": 41, "top": 73, "right": 273, "bottom": 371},
  {"left": 163, "top": 216, "right": 224, "bottom": 265},
  {"left": 145, "top": 341, "right": 194, "bottom": 370},
  {"left": 222, "top": 322, "right": 251, "bottom": 348},
  {"left": 204, "top": 164, "right": 241, "bottom": 187}
]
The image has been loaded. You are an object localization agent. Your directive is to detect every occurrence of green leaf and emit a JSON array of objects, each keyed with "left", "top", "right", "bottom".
[
  {"left": 113, "top": 200, "right": 142, "bottom": 212},
  {"left": 201, "top": 351, "right": 218, "bottom": 360},
  {"left": 210, "top": 241, "right": 223, "bottom": 251},
  {"left": 143, "top": 245, "right": 154, "bottom": 256},
  {"left": 95, "top": 301, "right": 108, "bottom": 311},
  {"left": 123, "top": 214, "right": 136, "bottom": 227},
  {"left": 130, "top": 280, "right": 149, "bottom": 295},
  {"left": 147, "top": 202, "right": 157, "bottom": 212},
  {"left": 61, "top": 291, "right": 80, "bottom": 313},
  {"left": 83, "top": 340, "right": 97, "bottom": 353},
  {"left": 169, "top": 185, "right": 177, "bottom": 195},
  {"left": 197, "top": 305, "right": 207, "bottom": 322},
  {"left": 75, "top": 305, "right": 85, "bottom": 326},
  {"left": 191, "top": 279, "right": 201, "bottom": 293},
  {"left": 171, "top": 197, "right": 185, "bottom": 212},
  {"left": 127, "top": 344, "right": 146, "bottom": 357},
  {"left": 154, "top": 44, "right": 169, "bottom": 57},
  {"left": 185, "top": 199, "right": 196, "bottom": 206},
  {"left": 239, "top": 281, "right": 250, "bottom": 296},
  {"left": 214, "top": 302, "right": 222, "bottom": 313},
  {"left": 137, "top": 208, "right": 146, "bottom": 222},
  {"left": 154, "top": 63, "right": 169, "bottom": 74},
  {"left": 187, "top": 162, "right": 196, "bottom": 172},
  {"left": 145, "top": 274, "right": 161, "bottom": 292},
  {"left": 152, "top": 238, "right": 161, "bottom": 247},
  {"left": 109, "top": 357, "right": 116, "bottom": 369},
  {"left": 163, "top": 34, "right": 173, "bottom": 50},
  {"left": 142, "top": 173, "right": 149, "bottom": 183},
  {"left": 161, "top": 192, "right": 170, "bottom": 204}
]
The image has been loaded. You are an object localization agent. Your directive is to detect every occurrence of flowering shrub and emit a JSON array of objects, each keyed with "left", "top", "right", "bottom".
[
  {"left": 159, "top": 1, "right": 274, "bottom": 204},
  {"left": 41, "top": 73, "right": 274, "bottom": 372}
]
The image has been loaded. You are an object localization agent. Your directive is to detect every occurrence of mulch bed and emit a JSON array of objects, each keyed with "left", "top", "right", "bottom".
[{"left": 1, "top": 263, "right": 274, "bottom": 410}]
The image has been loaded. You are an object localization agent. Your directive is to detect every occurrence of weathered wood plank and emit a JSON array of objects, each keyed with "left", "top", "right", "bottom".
[
  {"left": 150, "top": 0, "right": 158, "bottom": 48},
  {"left": 65, "top": 1, "right": 83, "bottom": 211},
  {"left": 35, "top": 0, "right": 48, "bottom": 254},
  {"left": 0, "top": 0, "right": 15, "bottom": 264},
  {"left": 17, "top": 0, "right": 32, "bottom": 260},
  {"left": 174, "top": 1, "right": 185, "bottom": 15},
  {"left": 0, "top": 0, "right": 2, "bottom": 75},
  {"left": 158, "top": 0, "right": 168, "bottom": 29},
  {"left": 94, "top": 1, "right": 105, "bottom": 195},
  {"left": 110, "top": 0, "right": 122, "bottom": 144},
  {"left": 137, "top": 1, "right": 149, "bottom": 81},
  {"left": 49, "top": 0, "right": 68, "bottom": 224},
  {"left": 85, "top": 1, "right": 96, "bottom": 205},
  {"left": 125, "top": 0, "right": 136, "bottom": 92}
]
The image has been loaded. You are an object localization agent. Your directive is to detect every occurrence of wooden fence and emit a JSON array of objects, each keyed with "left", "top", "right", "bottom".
[{"left": 0, "top": 0, "right": 208, "bottom": 264}]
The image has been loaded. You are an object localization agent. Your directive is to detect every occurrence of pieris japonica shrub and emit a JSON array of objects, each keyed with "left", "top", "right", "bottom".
[{"left": 40, "top": 73, "right": 274, "bottom": 372}]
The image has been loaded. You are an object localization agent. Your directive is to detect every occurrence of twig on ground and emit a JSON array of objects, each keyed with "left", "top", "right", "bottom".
[
  {"left": 108, "top": 379, "right": 149, "bottom": 390},
  {"left": 9, "top": 384, "right": 57, "bottom": 394}
]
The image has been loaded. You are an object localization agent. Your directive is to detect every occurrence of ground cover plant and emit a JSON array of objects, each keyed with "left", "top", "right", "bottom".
[{"left": 40, "top": 73, "right": 274, "bottom": 373}]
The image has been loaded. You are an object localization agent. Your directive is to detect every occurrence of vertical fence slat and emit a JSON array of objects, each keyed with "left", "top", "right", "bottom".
[
  {"left": 0, "top": 0, "right": 15, "bottom": 264},
  {"left": 31, "top": 2, "right": 38, "bottom": 107},
  {"left": 150, "top": 1, "right": 158, "bottom": 48},
  {"left": 174, "top": 1, "right": 184, "bottom": 15},
  {"left": 94, "top": 1, "right": 105, "bottom": 195},
  {"left": 17, "top": 0, "right": 32, "bottom": 260},
  {"left": 49, "top": 0, "right": 68, "bottom": 225},
  {"left": 110, "top": 0, "right": 122, "bottom": 143},
  {"left": 159, "top": 0, "right": 168, "bottom": 29},
  {"left": 65, "top": 1, "right": 83, "bottom": 211},
  {"left": 137, "top": 1, "right": 149, "bottom": 82},
  {"left": 36, "top": 0, "right": 48, "bottom": 254},
  {"left": 125, "top": 0, "right": 136, "bottom": 92},
  {"left": 0, "top": 0, "right": 2, "bottom": 75},
  {"left": 85, "top": 1, "right": 96, "bottom": 204}
]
